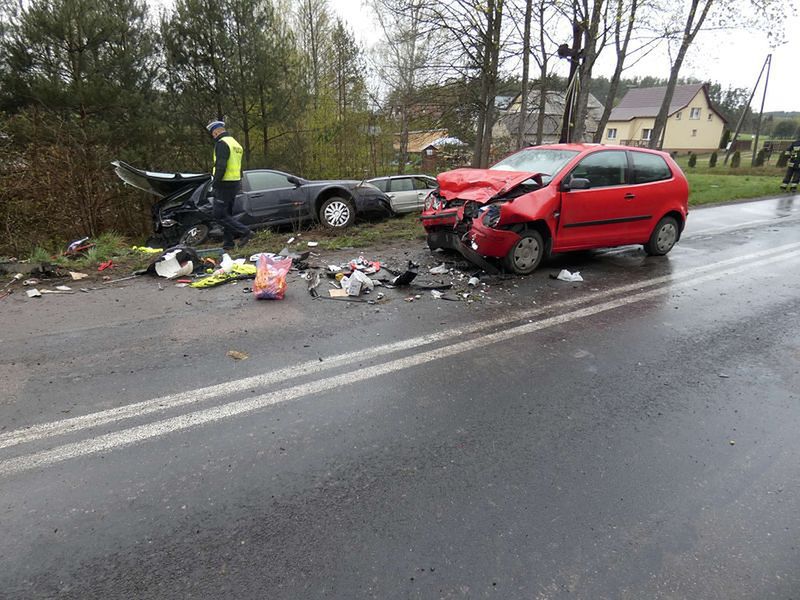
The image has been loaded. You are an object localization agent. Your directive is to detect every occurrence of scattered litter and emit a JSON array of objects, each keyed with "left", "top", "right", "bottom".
[
  {"left": 327, "top": 264, "right": 342, "bottom": 274},
  {"left": 158, "top": 283, "right": 164, "bottom": 291},
  {"left": 147, "top": 246, "right": 200, "bottom": 279},
  {"left": 40, "top": 289, "right": 75, "bottom": 295},
  {"left": 175, "top": 278, "right": 193, "bottom": 284},
  {"left": 3, "top": 273, "right": 23, "bottom": 291},
  {"left": 65, "top": 237, "right": 94, "bottom": 256},
  {"left": 23, "top": 279, "right": 40, "bottom": 286},
  {"left": 278, "top": 247, "right": 310, "bottom": 262},
  {"left": 69, "top": 271, "right": 89, "bottom": 281},
  {"left": 55, "top": 285, "right": 72, "bottom": 291},
  {"left": 729, "top": 440, "right": 735, "bottom": 446},
  {"left": 26, "top": 288, "right": 42, "bottom": 298},
  {"left": 226, "top": 350, "right": 249, "bottom": 361},
  {"left": 253, "top": 255, "right": 292, "bottom": 300},
  {"left": 287, "top": 236, "right": 295, "bottom": 244},
  {"left": 391, "top": 266, "right": 418, "bottom": 286},
  {"left": 307, "top": 271, "right": 321, "bottom": 297},
  {"left": 131, "top": 246, "right": 163, "bottom": 254},
  {"left": 404, "top": 296, "right": 415, "bottom": 302},
  {"left": 97, "top": 260, "right": 114, "bottom": 271},
  {"left": 431, "top": 290, "right": 444, "bottom": 299},
  {"left": 429, "top": 263, "right": 448, "bottom": 275},
  {"left": 467, "top": 276, "right": 480, "bottom": 287},
  {"left": 249, "top": 252, "right": 277, "bottom": 263},
  {"left": 718, "top": 373, "right": 730, "bottom": 379},
  {"left": 349, "top": 256, "right": 381, "bottom": 274},
  {"left": 329, "top": 288, "right": 349, "bottom": 298},
  {"left": 102, "top": 274, "right": 140, "bottom": 284},
  {"left": 555, "top": 269, "right": 583, "bottom": 282},
  {"left": 307, "top": 241, "right": 319, "bottom": 247},
  {"left": 175, "top": 283, "right": 189, "bottom": 288}
]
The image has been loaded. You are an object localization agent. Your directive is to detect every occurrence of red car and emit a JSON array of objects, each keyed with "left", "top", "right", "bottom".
[{"left": 423, "top": 144, "right": 689, "bottom": 274}]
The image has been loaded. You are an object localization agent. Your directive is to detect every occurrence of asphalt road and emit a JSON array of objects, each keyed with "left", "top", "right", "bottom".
[{"left": 1, "top": 196, "right": 799, "bottom": 599}]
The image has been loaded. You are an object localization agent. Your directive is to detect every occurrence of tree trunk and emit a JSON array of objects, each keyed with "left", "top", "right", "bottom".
[
  {"left": 516, "top": 0, "right": 533, "bottom": 149},
  {"left": 571, "top": 0, "right": 604, "bottom": 142},
  {"left": 593, "top": 0, "right": 637, "bottom": 143},
  {"left": 649, "top": 0, "right": 713, "bottom": 149}
]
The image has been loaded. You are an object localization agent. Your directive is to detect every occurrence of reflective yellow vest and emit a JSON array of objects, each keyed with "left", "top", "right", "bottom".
[{"left": 213, "top": 136, "right": 243, "bottom": 181}]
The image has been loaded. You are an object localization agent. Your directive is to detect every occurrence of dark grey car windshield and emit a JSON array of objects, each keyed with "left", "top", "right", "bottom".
[{"left": 491, "top": 149, "right": 579, "bottom": 184}]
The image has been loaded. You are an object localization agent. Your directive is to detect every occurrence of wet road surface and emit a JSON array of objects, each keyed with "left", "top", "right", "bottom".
[{"left": 1, "top": 196, "right": 799, "bottom": 599}]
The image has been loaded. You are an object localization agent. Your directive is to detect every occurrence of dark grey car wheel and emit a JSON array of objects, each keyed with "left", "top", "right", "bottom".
[
  {"left": 179, "top": 223, "right": 210, "bottom": 246},
  {"left": 644, "top": 216, "right": 679, "bottom": 256},
  {"left": 503, "top": 230, "right": 544, "bottom": 274},
  {"left": 319, "top": 196, "right": 355, "bottom": 228}
]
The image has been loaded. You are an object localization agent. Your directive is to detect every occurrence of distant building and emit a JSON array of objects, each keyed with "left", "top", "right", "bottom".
[
  {"left": 394, "top": 129, "right": 468, "bottom": 170},
  {"left": 492, "top": 90, "right": 604, "bottom": 147},
  {"left": 604, "top": 83, "right": 727, "bottom": 153}
]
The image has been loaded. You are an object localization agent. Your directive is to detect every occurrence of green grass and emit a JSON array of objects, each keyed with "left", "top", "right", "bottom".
[
  {"left": 235, "top": 213, "right": 425, "bottom": 254},
  {"left": 26, "top": 231, "right": 152, "bottom": 273},
  {"left": 674, "top": 152, "right": 786, "bottom": 204},
  {"left": 686, "top": 173, "right": 781, "bottom": 206}
]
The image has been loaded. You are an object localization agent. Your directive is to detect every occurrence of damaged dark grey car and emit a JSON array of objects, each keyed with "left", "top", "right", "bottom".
[{"left": 112, "top": 161, "right": 393, "bottom": 246}]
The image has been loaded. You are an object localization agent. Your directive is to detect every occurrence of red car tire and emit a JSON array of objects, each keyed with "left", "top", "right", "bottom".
[{"left": 503, "top": 230, "right": 544, "bottom": 274}]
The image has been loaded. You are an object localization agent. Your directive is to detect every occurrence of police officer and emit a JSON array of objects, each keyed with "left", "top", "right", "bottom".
[
  {"left": 780, "top": 139, "right": 800, "bottom": 192},
  {"left": 206, "top": 120, "right": 253, "bottom": 249}
]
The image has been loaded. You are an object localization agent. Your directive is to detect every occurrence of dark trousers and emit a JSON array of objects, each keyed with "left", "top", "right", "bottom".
[
  {"left": 213, "top": 182, "right": 251, "bottom": 247},
  {"left": 782, "top": 165, "right": 800, "bottom": 187}
]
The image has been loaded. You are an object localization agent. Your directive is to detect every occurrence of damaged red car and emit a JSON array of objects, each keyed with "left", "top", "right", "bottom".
[{"left": 423, "top": 144, "right": 688, "bottom": 274}]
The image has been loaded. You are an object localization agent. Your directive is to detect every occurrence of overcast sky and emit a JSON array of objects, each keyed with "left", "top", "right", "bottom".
[{"left": 329, "top": 0, "right": 800, "bottom": 113}]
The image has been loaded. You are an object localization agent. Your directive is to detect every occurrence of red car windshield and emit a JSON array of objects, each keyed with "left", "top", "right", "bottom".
[{"left": 491, "top": 148, "right": 579, "bottom": 185}]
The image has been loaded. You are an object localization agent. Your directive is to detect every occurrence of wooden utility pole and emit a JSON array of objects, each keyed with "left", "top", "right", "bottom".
[
  {"left": 750, "top": 53, "right": 772, "bottom": 166},
  {"left": 724, "top": 54, "right": 770, "bottom": 165}
]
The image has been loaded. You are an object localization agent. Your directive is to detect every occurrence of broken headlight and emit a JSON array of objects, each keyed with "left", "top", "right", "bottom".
[
  {"left": 424, "top": 191, "right": 435, "bottom": 211},
  {"left": 482, "top": 204, "right": 501, "bottom": 228},
  {"left": 161, "top": 218, "right": 177, "bottom": 227},
  {"left": 463, "top": 201, "right": 480, "bottom": 219}
]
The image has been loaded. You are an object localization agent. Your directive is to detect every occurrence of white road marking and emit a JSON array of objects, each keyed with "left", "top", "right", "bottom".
[
  {"left": 687, "top": 215, "right": 800, "bottom": 238},
  {"left": 2, "top": 240, "right": 800, "bottom": 452},
  {"left": 1, "top": 247, "right": 798, "bottom": 478}
]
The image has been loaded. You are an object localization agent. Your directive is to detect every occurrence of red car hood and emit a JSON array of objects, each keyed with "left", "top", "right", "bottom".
[{"left": 437, "top": 169, "right": 542, "bottom": 203}]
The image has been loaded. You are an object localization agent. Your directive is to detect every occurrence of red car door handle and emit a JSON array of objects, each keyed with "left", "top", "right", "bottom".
[{"left": 624, "top": 193, "right": 636, "bottom": 200}]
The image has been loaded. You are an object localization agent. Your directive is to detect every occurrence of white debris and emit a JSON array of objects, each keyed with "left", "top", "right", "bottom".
[
  {"left": 556, "top": 269, "right": 583, "bottom": 282},
  {"left": 429, "top": 263, "right": 448, "bottom": 274}
]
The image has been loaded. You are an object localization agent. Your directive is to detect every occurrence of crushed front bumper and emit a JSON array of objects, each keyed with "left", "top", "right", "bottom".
[{"left": 426, "top": 227, "right": 500, "bottom": 274}]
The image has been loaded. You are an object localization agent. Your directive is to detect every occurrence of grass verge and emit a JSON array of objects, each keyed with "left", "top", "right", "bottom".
[{"left": 686, "top": 173, "right": 782, "bottom": 206}]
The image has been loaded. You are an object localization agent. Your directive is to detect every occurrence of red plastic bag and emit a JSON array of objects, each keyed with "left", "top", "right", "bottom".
[{"left": 253, "top": 255, "right": 292, "bottom": 300}]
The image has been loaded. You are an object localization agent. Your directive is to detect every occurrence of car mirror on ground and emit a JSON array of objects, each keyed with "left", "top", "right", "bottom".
[{"left": 562, "top": 177, "right": 590, "bottom": 191}]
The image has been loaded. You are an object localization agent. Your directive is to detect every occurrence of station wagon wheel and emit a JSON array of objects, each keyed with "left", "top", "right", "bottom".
[
  {"left": 320, "top": 196, "right": 355, "bottom": 228},
  {"left": 179, "top": 223, "right": 209, "bottom": 246},
  {"left": 503, "top": 230, "right": 544, "bottom": 275},
  {"left": 644, "top": 216, "right": 679, "bottom": 256}
]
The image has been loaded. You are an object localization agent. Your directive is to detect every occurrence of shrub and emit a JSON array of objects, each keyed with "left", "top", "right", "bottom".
[
  {"left": 776, "top": 152, "right": 788, "bottom": 168},
  {"left": 720, "top": 130, "right": 731, "bottom": 149},
  {"left": 687, "top": 153, "right": 697, "bottom": 168},
  {"left": 730, "top": 151, "right": 741, "bottom": 168},
  {"left": 754, "top": 149, "right": 766, "bottom": 167},
  {"left": 708, "top": 152, "right": 718, "bottom": 168}
]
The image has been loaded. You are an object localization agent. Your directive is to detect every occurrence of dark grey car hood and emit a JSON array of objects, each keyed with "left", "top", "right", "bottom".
[{"left": 112, "top": 160, "right": 210, "bottom": 198}]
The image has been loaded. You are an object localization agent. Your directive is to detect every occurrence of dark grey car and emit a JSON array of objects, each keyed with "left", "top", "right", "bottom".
[{"left": 113, "top": 161, "right": 392, "bottom": 245}]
